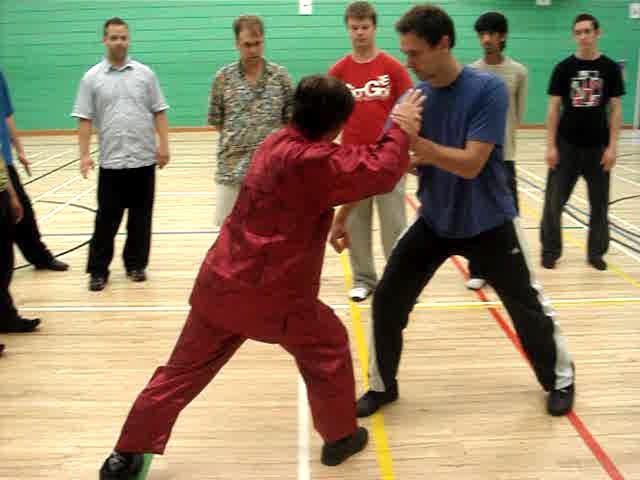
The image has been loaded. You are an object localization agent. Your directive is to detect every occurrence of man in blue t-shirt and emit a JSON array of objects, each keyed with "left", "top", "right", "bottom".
[
  {"left": 345, "top": 5, "right": 575, "bottom": 418},
  {"left": 0, "top": 69, "right": 69, "bottom": 271}
]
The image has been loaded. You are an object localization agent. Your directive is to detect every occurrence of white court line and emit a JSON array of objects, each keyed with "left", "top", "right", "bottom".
[
  {"left": 25, "top": 151, "right": 43, "bottom": 160},
  {"left": 33, "top": 175, "right": 83, "bottom": 202},
  {"left": 518, "top": 165, "right": 640, "bottom": 235},
  {"left": 613, "top": 163, "right": 640, "bottom": 182},
  {"left": 19, "top": 297, "right": 640, "bottom": 313},
  {"left": 29, "top": 149, "right": 73, "bottom": 169},
  {"left": 39, "top": 184, "right": 96, "bottom": 224},
  {"left": 519, "top": 183, "right": 640, "bottom": 264},
  {"left": 297, "top": 376, "right": 310, "bottom": 480}
]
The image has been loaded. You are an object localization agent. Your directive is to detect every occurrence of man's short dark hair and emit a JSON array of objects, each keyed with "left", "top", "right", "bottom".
[
  {"left": 292, "top": 75, "right": 355, "bottom": 140},
  {"left": 573, "top": 13, "right": 599, "bottom": 31},
  {"left": 474, "top": 12, "right": 508, "bottom": 51},
  {"left": 233, "top": 15, "right": 264, "bottom": 39},
  {"left": 344, "top": 1, "right": 377, "bottom": 26},
  {"left": 396, "top": 4, "right": 456, "bottom": 49},
  {"left": 103, "top": 17, "right": 128, "bottom": 37}
]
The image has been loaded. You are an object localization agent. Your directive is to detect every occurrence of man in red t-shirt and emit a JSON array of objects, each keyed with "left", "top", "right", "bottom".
[{"left": 329, "top": 1, "right": 413, "bottom": 302}]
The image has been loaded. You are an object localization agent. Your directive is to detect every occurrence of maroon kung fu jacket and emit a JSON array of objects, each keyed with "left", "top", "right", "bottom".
[{"left": 189, "top": 124, "right": 409, "bottom": 341}]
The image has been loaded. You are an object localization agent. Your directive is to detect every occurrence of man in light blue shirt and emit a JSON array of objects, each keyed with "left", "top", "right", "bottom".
[
  {"left": 72, "top": 17, "right": 170, "bottom": 292},
  {"left": 348, "top": 4, "right": 575, "bottom": 419}
]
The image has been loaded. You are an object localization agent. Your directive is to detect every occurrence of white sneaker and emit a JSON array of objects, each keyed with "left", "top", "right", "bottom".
[
  {"left": 349, "top": 286, "right": 372, "bottom": 302},
  {"left": 465, "top": 278, "right": 486, "bottom": 290}
]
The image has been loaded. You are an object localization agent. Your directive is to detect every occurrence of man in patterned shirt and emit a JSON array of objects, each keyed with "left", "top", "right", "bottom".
[
  {"left": 0, "top": 155, "right": 41, "bottom": 355},
  {"left": 208, "top": 15, "right": 294, "bottom": 226}
]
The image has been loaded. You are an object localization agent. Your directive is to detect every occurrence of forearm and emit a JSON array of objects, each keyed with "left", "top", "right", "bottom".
[
  {"left": 546, "top": 107, "right": 560, "bottom": 147},
  {"left": 335, "top": 202, "right": 358, "bottom": 223},
  {"left": 154, "top": 111, "right": 169, "bottom": 149},
  {"left": 6, "top": 115, "right": 24, "bottom": 154},
  {"left": 412, "top": 137, "right": 484, "bottom": 179},
  {"left": 608, "top": 104, "right": 622, "bottom": 148},
  {"left": 77, "top": 119, "right": 92, "bottom": 157}
]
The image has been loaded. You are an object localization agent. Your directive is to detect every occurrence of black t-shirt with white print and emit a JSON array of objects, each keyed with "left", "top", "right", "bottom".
[{"left": 548, "top": 54, "right": 625, "bottom": 147}]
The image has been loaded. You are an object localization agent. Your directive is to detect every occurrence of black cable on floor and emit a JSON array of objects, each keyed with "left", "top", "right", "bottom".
[{"left": 23, "top": 148, "right": 98, "bottom": 186}]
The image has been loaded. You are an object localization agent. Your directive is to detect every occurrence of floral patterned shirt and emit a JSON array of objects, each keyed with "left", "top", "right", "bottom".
[{"left": 208, "top": 60, "right": 294, "bottom": 185}]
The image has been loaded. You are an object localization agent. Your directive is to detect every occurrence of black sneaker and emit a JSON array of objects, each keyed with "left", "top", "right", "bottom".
[
  {"left": 0, "top": 317, "right": 41, "bottom": 333},
  {"left": 541, "top": 256, "right": 557, "bottom": 269},
  {"left": 547, "top": 384, "right": 575, "bottom": 416},
  {"left": 321, "top": 427, "right": 368, "bottom": 466},
  {"left": 99, "top": 452, "right": 144, "bottom": 480},
  {"left": 90, "top": 275, "right": 107, "bottom": 291},
  {"left": 127, "top": 269, "right": 147, "bottom": 282},
  {"left": 356, "top": 382, "right": 398, "bottom": 417},
  {"left": 547, "top": 363, "right": 575, "bottom": 416},
  {"left": 588, "top": 257, "right": 607, "bottom": 271}
]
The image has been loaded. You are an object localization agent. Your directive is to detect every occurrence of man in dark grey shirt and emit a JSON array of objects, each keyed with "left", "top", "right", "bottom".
[{"left": 72, "top": 17, "right": 170, "bottom": 291}]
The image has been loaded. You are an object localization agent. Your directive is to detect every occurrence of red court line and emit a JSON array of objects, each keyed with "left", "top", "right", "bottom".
[{"left": 405, "top": 194, "right": 625, "bottom": 480}]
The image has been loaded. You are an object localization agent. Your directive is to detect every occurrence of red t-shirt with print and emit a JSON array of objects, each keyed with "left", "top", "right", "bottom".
[{"left": 329, "top": 51, "right": 413, "bottom": 145}]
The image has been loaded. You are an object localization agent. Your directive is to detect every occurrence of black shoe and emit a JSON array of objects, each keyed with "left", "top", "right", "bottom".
[
  {"left": 541, "top": 256, "right": 557, "bottom": 269},
  {"left": 99, "top": 452, "right": 144, "bottom": 480},
  {"left": 0, "top": 317, "right": 41, "bottom": 333},
  {"left": 90, "top": 275, "right": 107, "bottom": 291},
  {"left": 36, "top": 258, "right": 69, "bottom": 271},
  {"left": 588, "top": 257, "right": 607, "bottom": 271},
  {"left": 547, "top": 384, "right": 575, "bottom": 416},
  {"left": 356, "top": 382, "right": 398, "bottom": 418},
  {"left": 547, "top": 363, "right": 575, "bottom": 416},
  {"left": 127, "top": 269, "right": 147, "bottom": 282},
  {"left": 0, "top": 343, "right": 4, "bottom": 355},
  {"left": 321, "top": 427, "right": 368, "bottom": 466}
]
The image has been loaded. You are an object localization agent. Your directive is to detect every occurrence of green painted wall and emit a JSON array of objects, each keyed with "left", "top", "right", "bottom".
[{"left": 0, "top": 0, "right": 637, "bottom": 130}]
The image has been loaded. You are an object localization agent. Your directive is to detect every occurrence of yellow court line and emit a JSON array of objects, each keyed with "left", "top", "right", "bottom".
[{"left": 338, "top": 252, "right": 395, "bottom": 480}]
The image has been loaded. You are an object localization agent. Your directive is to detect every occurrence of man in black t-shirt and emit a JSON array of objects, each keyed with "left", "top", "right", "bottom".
[{"left": 540, "top": 13, "right": 625, "bottom": 271}]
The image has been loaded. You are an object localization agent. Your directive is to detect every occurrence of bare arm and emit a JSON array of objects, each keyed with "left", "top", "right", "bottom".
[
  {"left": 545, "top": 96, "right": 562, "bottom": 169},
  {"left": 601, "top": 97, "right": 622, "bottom": 171},
  {"left": 6, "top": 115, "right": 24, "bottom": 156},
  {"left": 411, "top": 138, "right": 495, "bottom": 179},
  {"left": 608, "top": 97, "right": 622, "bottom": 147},
  {"left": 516, "top": 70, "right": 528, "bottom": 126},
  {"left": 154, "top": 110, "right": 170, "bottom": 168},
  {"left": 77, "top": 119, "right": 93, "bottom": 178},
  {"left": 5, "top": 115, "right": 31, "bottom": 175}
]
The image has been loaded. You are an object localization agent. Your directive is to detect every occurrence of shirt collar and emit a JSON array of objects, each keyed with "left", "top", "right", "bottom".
[
  {"left": 103, "top": 57, "right": 134, "bottom": 72},
  {"left": 237, "top": 58, "right": 274, "bottom": 80}
]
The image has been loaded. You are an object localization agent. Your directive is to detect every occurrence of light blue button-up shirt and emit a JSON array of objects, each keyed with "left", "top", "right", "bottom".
[{"left": 72, "top": 57, "right": 169, "bottom": 169}]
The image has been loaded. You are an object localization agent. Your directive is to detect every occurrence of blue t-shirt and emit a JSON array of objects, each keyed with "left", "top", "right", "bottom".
[
  {"left": 416, "top": 66, "right": 516, "bottom": 238},
  {"left": 0, "top": 69, "right": 15, "bottom": 165}
]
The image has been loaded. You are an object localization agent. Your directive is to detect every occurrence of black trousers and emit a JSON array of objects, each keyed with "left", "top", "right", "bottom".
[
  {"left": 368, "top": 216, "right": 572, "bottom": 393},
  {"left": 0, "top": 190, "right": 18, "bottom": 324},
  {"left": 86, "top": 165, "right": 156, "bottom": 277},
  {"left": 540, "top": 138, "right": 609, "bottom": 261},
  {"left": 7, "top": 165, "right": 53, "bottom": 267},
  {"left": 469, "top": 160, "right": 518, "bottom": 279}
]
